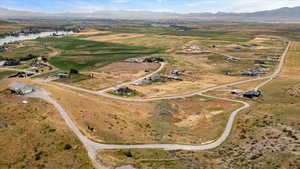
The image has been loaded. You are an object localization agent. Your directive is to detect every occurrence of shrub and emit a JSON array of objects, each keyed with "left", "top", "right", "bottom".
[
  {"left": 64, "top": 144, "right": 72, "bottom": 150},
  {"left": 70, "top": 69, "right": 79, "bottom": 74}
]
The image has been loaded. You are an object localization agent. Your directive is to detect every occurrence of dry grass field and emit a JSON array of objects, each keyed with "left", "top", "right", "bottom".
[
  {"left": 18, "top": 80, "right": 240, "bottom": 144},
  {"left": 97, "top": 42, "right": 300, "bottom": 169},
  {"left": 0, "top": 80, "right": 94, "bottom": 169},
  {"left": 73, "top": 62, "right": 160, "bottom": 90}
]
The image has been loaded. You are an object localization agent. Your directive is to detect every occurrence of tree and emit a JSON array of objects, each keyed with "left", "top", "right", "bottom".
[{"left": 70, "top": 69, "right": 79, "bottom": 74}]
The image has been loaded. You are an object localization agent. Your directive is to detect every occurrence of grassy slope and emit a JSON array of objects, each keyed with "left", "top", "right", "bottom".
[
  {"left": 0, "top": 93, "right": 94, "bottom": 169},
  {"left": 98, "top": 42, "right": 300, "bottom": 169}
]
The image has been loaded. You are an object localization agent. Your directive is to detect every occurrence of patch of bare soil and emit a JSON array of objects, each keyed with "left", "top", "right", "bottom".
[{"left": 284, "top": 86, "right": 300, "bottom": 97}]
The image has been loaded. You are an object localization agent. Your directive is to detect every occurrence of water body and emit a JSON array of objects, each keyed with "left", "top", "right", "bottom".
[{"left": 0, "top": 31, "right": 73, "bottom": 45}]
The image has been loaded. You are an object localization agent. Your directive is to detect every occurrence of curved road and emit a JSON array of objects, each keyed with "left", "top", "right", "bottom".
[{"left": 25, "top": 41, "right": 290, "bottom": 168}]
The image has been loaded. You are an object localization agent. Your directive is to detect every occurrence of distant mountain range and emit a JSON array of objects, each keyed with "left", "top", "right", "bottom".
[{"left": 0, "top": 6, "right": 300, "bottom": 23}]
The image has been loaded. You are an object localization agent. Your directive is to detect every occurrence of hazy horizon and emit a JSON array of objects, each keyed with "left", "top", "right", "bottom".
[{"left": 0, "top": 0, "right": 300, "bottom": 14}]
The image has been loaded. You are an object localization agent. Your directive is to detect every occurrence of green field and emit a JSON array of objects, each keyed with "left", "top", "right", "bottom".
[
  {"left": 38, "top": 36, "right": 160, "bottom": 71},
  {"left": 0, "top": 71, "right": 16, "bottom": 79}
]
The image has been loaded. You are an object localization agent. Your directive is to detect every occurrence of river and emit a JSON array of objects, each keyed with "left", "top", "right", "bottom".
[{"left": 0, "top": 31, "right": 73, "bottom": 46}]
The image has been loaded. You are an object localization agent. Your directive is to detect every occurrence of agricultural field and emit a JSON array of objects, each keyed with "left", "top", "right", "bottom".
[{"left": 38, "top": 36, "right": 160, "bottom": 71}]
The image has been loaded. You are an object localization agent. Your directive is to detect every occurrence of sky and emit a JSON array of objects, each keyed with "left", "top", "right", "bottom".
[{"left": 0, "top": 0, "right": 300, "bottom": 13}]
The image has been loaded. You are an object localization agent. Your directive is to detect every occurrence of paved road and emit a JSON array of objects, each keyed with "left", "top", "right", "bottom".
[{"left": 23, "top": 41, "right": 290, "bottom": 168}]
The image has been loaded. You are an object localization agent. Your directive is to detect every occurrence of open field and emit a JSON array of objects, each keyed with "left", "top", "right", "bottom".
[
  {"left": 72, "top": 62, "right": 160, "bottom": 90},
  {"left": 20, "top": 80, "right": 240, "bottom": 145},
  {"left": 38, "top": 36, "right": 160, "bottom": 71},
  {"left": 0, "top": 81, "right": 94, "bottom": 169},
  {"left": 97, "top": 41, "right": 300, "bottom": 169},
  {"left": 0, "top": 70, "right": 16, "bottom": 80}
]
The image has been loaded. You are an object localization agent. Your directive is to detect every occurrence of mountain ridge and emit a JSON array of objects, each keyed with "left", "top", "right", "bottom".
[{"left": 0, "top": 6, "right": 300, "bottom": 23}]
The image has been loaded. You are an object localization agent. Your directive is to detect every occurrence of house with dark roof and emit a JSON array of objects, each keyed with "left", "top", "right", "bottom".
[
  {"left": 254, "top": 60, "right": 266, "bottom": 65},
  {"left": 240, "top": 71, "right": 261, "bottom": 77},
  {"left": 4, "top": 60, "right": 20, "bottom": 66},
  {"left": 114, "top": 87, "right": 135, "bottom": 95},
  {"left": 243, "top": 90, "right": 262, "bottom": 99}
]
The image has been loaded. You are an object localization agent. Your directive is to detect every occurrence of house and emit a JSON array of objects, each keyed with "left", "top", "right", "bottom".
[
  {"left": 242, "top": 44, "right": 258, "bottom": 47},
  {"left": 10, "top": 85, "right": 34, "bottom": 95},
  {"left": 224, "top": 71, "right": 232, "bottom": 76},
  {"left": 3, "top": 60, "right": 20, "bottom": 66},
  {"left": 114, "top": 87, "right": 135, "bottom": 95},
  {"left": 170, "top": 70, "right": 183, "bottom": 76},
  {"left": 243, "top": 90, "right": 262, "bottom": 98},
  {"left": 143, "top": 57, "right": 164, "bottom": 63},
  {"left": 56, "top": 73, "right": 70, "bottom": 78},
  {"left": 0, "top": 61, "right": 5, "bottom": 66},
  {"left": 265, "top": 55, "right": 280, "bottom": 60},
  {"left": 9, "top": 72, "right": 34, "bottom": 78},
  {"left": 149, "top": 74, "right": 162, "bottom": 81},
  {"left": 132, "top": 79, "right": 151, "bottom": 86},
  {"left": 231, "top": 89, "right": 243, "bottom": 94},
  {"left": 189, "top": 45, "right": 200, "bottom": 50},
  {"left": 254, "top": 60, "right": 265, "bottom": 64},
  {"left": 125, "top": 58, "right": 144, "bottom": 63},
  {"left": 226, "top": 57, "right": 240, "bottom": 62},
  {"left": 256, "top": 65, "right": 270, "bottom": 72},
  {"left": 240, "top": 71, "right": 260, "bottom": 76},
  {"left": 0, "top": 47, "right": 6, "bottom": 52}
]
